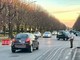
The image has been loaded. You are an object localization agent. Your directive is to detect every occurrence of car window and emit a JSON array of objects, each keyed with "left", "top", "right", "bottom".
[
  {"left": 44, "top": 32, "right": 51, "bottom": 34},
  {"left": 15, "top": 34, "right": 28, "bottom": 39},
  {"left": 34, "top": 32, "right": 40, "bottom": 34},
  {"left": 29, "top": 34, "right": 35, "bottom": 40},
  {"left": 58, "top": 32, "right": 63, "bottom": 35}
]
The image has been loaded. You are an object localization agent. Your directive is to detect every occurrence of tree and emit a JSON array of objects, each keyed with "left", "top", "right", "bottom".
[{"left": 73, "top": 15, "right": 80, "bottom": 31}]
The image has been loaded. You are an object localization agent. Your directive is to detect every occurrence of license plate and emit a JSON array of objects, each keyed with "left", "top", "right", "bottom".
[
  {"left": 15, "top": 44, "right": 26, "bottom": 48},
  {"left": 19, "top": 40, "right": 25, "bottom": 43}
]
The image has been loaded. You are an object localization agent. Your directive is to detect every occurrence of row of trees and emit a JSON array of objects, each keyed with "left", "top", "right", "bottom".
[
  {"left": 73, "top": 15, "right": 80, "bottom": 31},
  {"left": 0, "top": 0, "right": 66, "bottom": 37}
]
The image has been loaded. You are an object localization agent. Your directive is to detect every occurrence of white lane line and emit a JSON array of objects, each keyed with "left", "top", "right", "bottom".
[
  {"left": 56, "top": 48, "right": 66, "bottom": 60},
  {"left": 68, "top": 52, "right": 71, "bottom": 55},
  {"left": 70, "top": 50, "right": 72, "bottom": 52},
  {"left": 36, "top": 48, "right": 52, "bottom": 60},
  {"left": 49, "top": 47, "right": 63, "bottom": 60},
  {"left": 44, "top": 47, "right": 59, "bottom": 60},
  {"left": 65, "top": 49, "right": 72, "bottom": 60},
  {"left": 72, "top": 48, "right": 77, "bottom": 60},
  {"left": 65, "top": 56, "right": 69, "bottom": 60},
  {"left": 65, "top": 48, "right": 76, "bottom": 60}
]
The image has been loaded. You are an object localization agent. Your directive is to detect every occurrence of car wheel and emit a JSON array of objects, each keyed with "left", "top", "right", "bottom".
[
  {"left": 66, "top": 38, "right": 68, "bottom": 41},
  {"left": 11, "top": 49, "right": 16, "bottom": 53},
  {"left": 63, "top": 38, "right": 65, "bottom": 40},
  {"left": 36, "top": 46, "right": 39, "bottom": 50},
  {"left": 57, "top": 38, "right": 60, "bottom": 40},
  {"left": 29, "top": 46, "right": 33, "bottom": 53}
]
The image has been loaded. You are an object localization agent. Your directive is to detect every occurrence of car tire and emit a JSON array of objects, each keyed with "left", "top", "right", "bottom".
[
  {"left": 36, "top": 46, "right": 39, "bottom": 50},
  {"left": 29, "top": 46, "right": 33, "bottom": 53},
  {"left": 66, "top": 38, "right": 68, "bottom": 41},
  {"left": 63, "top": 38, "right": 65, "bottom": 40},
  {"left": 11, "top": 49, "right": 16, "bottom": 53},
  {"left": 57, "top": 38, "right": 60, "bottom": 40}
]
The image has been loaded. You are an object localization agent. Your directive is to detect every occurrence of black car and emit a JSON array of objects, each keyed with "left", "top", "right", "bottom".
[
  {"left": 56, "top": 31, "right": 71, "bottom": 40},
  {"left": 11, "top": 33, "right": 39, "bottom": 53}
]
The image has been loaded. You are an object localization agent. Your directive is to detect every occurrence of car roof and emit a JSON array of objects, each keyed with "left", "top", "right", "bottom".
[{"left": 17, "top": 33, "right": 32, "bottom": 35}]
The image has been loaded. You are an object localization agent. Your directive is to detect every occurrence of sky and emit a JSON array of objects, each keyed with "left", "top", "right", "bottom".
[{"left": 24, "top": 0, "right": 80, "bottom": 28}]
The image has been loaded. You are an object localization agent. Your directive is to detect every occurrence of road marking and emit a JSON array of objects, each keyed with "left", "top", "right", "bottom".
[
  {"left": 65, "top": 49, "right": 72, "bottom": 60},
  {"left": 68, "top": 52, "right": 71, "bottom": 55},
  {"left": 65, "top": 48, "right": 77, "bottom": 60},
  {"left": 72, "top": 48, "right": 77, "bottom": 60},
  {"left": 49, "top": 47, "right": 64, "bottom": 60},
  {"left": 70, "top": 49, "right": 72, "bottom": 52},
  {"left": 36, "top": 48, "right": 52, "bottom": 60},
  {"left": 56, "top": 48, "right": 66, "bottom": 60},
  {"left": 44, "top": 47, "right": 59, "bottom": 60},
  {"left": 65, "top": 56, "right": 69, "bottom": 60}
]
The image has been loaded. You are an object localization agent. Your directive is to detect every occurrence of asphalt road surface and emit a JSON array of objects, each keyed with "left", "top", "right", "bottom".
[{"left": 0, "top": 35, "right": 80, "bottom": 60}]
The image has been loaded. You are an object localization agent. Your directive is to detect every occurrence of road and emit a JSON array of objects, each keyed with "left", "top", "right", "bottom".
[{"left": 0, "top": 35, "right": 79, "bottom": 60}]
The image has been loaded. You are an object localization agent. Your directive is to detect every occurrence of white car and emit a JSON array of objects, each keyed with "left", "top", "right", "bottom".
[
  {"left": 33, "top": 32, "right": 41, "bottom": 37},
  {"left": 43, "top": 31, "right": 52, "bottom": 38},
  {"left": 52, "top": 31, "right": 57, "bottom": 35}
]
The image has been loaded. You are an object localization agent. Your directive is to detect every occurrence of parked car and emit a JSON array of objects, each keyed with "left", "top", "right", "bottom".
[
  {"left": 11, "top": 33, "right": 39, "bottom": 53},
  {"left": 33, "top": 31, "right": 41, "bottom": 38},
  {"left": 56, "top": 31, "right": 71, "bottom": 40},
  {"left": 43, "top": 31, "right": 52, "bottom": 38}
]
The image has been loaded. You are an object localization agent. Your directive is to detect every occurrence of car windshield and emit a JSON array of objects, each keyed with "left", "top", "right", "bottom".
[
  {"left": 15, "top": 34, "right": 28, "bottom": 39},
  {"left": 44, "top": 32, "right": 51, "bottom": 34},
  {"left": 34, "top": 32, "right": 39, "bottom": 34}
]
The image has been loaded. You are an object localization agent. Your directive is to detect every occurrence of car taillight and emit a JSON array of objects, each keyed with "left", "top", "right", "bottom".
[
  {"left": 12, "top": 39, "right": 16, "bottom": 43},
  {"left": 26, "top": 38, "right": 30, "bottom": 43}
]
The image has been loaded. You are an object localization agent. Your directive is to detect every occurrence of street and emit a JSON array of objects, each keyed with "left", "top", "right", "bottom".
[
  {"left": 0, "top": 0, "right": 80, "bottom": 60},
  {"left": 0, "top": 35, "right": 79, "bottom": 60}
]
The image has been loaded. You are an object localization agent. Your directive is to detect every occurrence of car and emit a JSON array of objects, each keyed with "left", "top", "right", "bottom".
[
  {"left": 43, "top": 31, "right": 52, "bottom": 38},
  {"left": 33, "top": 31, "right": 41, "bottom": 38},
  {"left": 72, "top": 30, "right": 80, "bottom": 36},
  {"left": 52, "top": 31, "right": 58, "bottom": 35},
  {"left": 11, "top": 33, "right": 39, "bottom": 53},
  {"left": 56, "top": 31, "right": 71, "bottom": 40},
  {"left": 70, "top": 30, "right": 78, "bottom": 36}
]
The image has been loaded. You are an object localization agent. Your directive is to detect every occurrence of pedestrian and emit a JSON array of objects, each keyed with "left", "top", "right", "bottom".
[{"left": 70, "top": 32, "right": 75, "bottom": 48}]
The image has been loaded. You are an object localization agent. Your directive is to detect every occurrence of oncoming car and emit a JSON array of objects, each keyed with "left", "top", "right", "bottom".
[
  {"left": 33, "top": 31, "right": 41, "bottom": 38},
  {"left": 11, "top": 33, "right": 39, "bottom": 53},
  {"left": 43, "top": 31, "right": 52, "bottom": 38}
]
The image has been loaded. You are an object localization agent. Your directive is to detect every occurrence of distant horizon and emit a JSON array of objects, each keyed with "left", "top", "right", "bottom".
[{"left": 24, "top": 0, "right": 80, "bottom": 28}]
